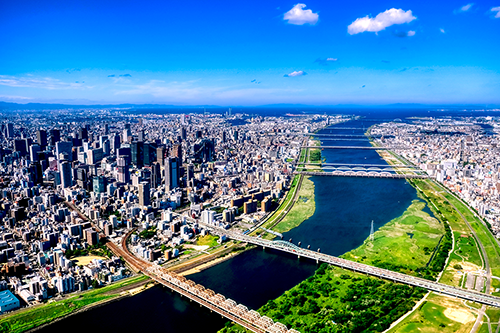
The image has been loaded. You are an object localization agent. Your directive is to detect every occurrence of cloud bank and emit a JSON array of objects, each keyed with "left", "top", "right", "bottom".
[
  {"left": 314, "top": 57, "right": 338, "bottom": 66},
  {"left": 348, "top": 8, "right": 416, "bottom": 35},
  {"left": 284, "top": 71, "right": 307, "bottom": 77},
  {"left": 283, "top": 4, "right": 319, "bottom": 25},
  {"left": 492, "top": 7, "right": 500, "bottom": 18}
]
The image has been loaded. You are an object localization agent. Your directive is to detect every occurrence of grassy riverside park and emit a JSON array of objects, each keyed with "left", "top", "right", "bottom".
[
  {"left": 220, "top": 265, "right": 426, "bottom": 333},
  {"left": 341, "top": 200, "right": 446, "bottom": 279},
  {"left": 0, "top": 274, "right": 150, "bottom": 333}
]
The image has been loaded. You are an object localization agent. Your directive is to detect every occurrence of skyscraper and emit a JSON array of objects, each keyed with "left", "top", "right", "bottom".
[
  {"left": 165, "top": 157, "right": 180, "bottom": 190},
  {"left": 138, "top": 182, "right": 150, "bottom": 207},
  {"left": 117, "top": 156, "right": 130, "bottom": 184},
  {"left": 37, "top": 130, "right": 47, "bottom": 147},
  {"left": 151, "top": 162, "right": 161, "bottom": 188},
  {"left": 60, "top": 161, "right": 72, "bottom": 189},
  {"left": 171, "top": 144, "right": 183, "bottom": 164},
  {"left": 49, "top": 129, "right": 60, "bottom": 145}
]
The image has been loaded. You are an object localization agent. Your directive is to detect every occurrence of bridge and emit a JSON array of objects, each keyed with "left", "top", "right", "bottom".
[
  {"left": 107, "top": 231, "right": 299, "bottom": 333},
  {"left": 297, "top": 162, "right": 418, "bottom": 168},
  {"left": 294, "top": 171, "right": 429, "bottom": 179},
  {"left": 65, "top": 201, "right": 299, "bottom": 333},
  {"left": 301, "top": 145, "right": 409, "bottom": 150},
  {"left": 200, "top": 229, "right": 500, "bottom": 308}
]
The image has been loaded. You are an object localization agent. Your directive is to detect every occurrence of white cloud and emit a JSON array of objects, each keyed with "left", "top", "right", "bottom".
[
  {"left": 283, "top": 4, "right": 319, "bottom": 25},
  {"left": 407, "top": 30, "right": 416, "bottom": 36},
  {"left": 460, "top": 3, "right": 474, "bottom": 12},
  {"left": 0, "top": 95, "right": 33, "bottom": 101},
  {"left": 440, "top": 28, "right": 446, "bottom": 33},
  {"left": 284, "top": 71, "right": 307, "bottom": 77},
  {"left": 492, "top": 6, "right": 500, "bottom": 18},
  {"left": 348, "top": 8, "right": 416, "bottom": 35},
  {"left": 326, "top": 58, "right": 338, "bottom": 61},
  {"left": 0, "top": 75, "right": 87, "bottom": 90}
]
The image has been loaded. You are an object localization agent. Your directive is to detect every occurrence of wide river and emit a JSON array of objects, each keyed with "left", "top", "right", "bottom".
[{"left": 42, "top": 114, "right": 424, "bottom": 333}]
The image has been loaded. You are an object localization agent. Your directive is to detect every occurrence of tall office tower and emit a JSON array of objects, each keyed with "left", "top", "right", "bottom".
[
  {"left": 14, "top": 139, "right": 27, "bottom": 156},
  {"left": 6, "top": 123, "right": 14, "bottom": 138},
  {"left": 60, "top": 161, "right": 72, "bottom": 189},
  {"left": 165, "top": 157, "right": 180, "bottom": 190},
  {"left": 138, "top": 130, "right": 145, "bottom": 142},
  {"left": 222, "top": 131, "right": 227, "bottom": 143},
  {"left": 56, "top": 141, "right": 74, "bottom": 161},
  {"left": 117, "top": 156, "right": 130, "bottom": 184},
  {"left": 50, "top": 129, "right": 60, "bottom": 145},
  {"left": 37, "top": 130, "right": 47, "bottom": 147},
  {"left": 143, "top": 142, "right": 156, "bottom": 166},
  {"left": 131, "top": 141, "right": 143, "bottom": 168},
  {"left": 29, "top": 144, "right": 41, "bottom": 162},
  {"left": 92, "top": 176, "right": 106, "bottom": 193},
  {"left": 233, "top": 129, "right": 239, "bottom": 141},
  {"left": 104, "top": 123, "right": 109, "bottom": 135},
  {"left": 78, "top": 127, "right": 88, "bottom": 141},
  {"left": 150, "top": 162, "right": 161, "bottom": 188},
  {"left": 110, "top": 134, "right": 121, "bottom": 152},
  {"left": 138, "top": 182, "right": 150, "bottom": 207},
  {"left": 186, "top": 164, "right": 194, "bottom": 186},
  {"left": 123, "top": 127, "right": 132, "bottom": 143},
  {"left": 171, "top": 144, "right": 183, "bottom": 164},
  {"left": 180, "top": 127, "right": 187, "bottom": 140},
  {"left": 156, "top": 146, "right": 166, "bottom": 165}
]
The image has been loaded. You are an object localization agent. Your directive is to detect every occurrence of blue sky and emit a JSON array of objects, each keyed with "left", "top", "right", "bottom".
[{"left": 0, "top": 0, "right": 499, "bottom": 106}]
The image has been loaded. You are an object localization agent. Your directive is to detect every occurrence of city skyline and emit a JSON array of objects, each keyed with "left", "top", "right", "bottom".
[{"left": 1, "top": 0, "right": 500, "bottom": 106}]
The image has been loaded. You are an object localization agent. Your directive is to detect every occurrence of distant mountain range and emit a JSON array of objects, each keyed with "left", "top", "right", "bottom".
[{"left": 0, "top": 101, "right": 498, "bottom": 111}]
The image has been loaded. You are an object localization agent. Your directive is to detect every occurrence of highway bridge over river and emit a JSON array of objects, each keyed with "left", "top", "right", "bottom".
[
  {"left": 301, "top": 145, "right": 409, "bottom": 150},
  {"left": 200, "top": 228, "right": 500, "bottom": 308}
]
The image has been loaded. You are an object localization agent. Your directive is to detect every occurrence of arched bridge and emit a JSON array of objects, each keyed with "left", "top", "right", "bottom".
[{"left": 293, "top": 171, "right": 429, "bottom": 179}]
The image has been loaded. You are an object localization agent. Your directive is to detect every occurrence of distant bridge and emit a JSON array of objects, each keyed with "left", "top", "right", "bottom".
[
  {"left": 301, "top": 145, "right": 409, "bottom": 150},
  {"left": 297, "top": 162, "right": 418, "bottom": 168},
  {"left": 294, "top": 171, "right": 429, "bottom": 179}
]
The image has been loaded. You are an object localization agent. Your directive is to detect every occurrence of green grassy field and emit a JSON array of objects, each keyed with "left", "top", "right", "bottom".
[
  {"left": 388, "top": 293, "right": 476, "bottom": 333},
  {"left": 341, "top": 200, "right": 445, "bottom": 276},
  {"left": 196, "top": 234, "right": 219, "bottom": 247},
  {"left": 0, "top": 275, "right": 150, "bottom": 333},
  {"left": 272, "top": 176, "right": 315, "bottom": 234},
  {"left": 220, "top": 266, "right": 426, "bottom": 333},
  {"left": 255, "top": 175, "right": 300, "bottom": 233}
]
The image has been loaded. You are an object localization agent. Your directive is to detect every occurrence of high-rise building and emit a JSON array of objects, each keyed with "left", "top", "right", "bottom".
[
  {"left": 138, "top": 182, "right": 150, "bottom": 207},
  {"left": 171, "top": 144, "right": 183, "bottom": 164},
  {"left": 78, "top": 127, "right": 88, "bottom": 141},
  {"left": 151, "top": 162, "right": 161, "bottom": 188},
  {"left": 49, "top": 129, "right": 60, "bottom": 145},
  {"left": 131, "top": 141, "right": 143, "bottom": 168},
  {"left": 37, "top": 130, "right": 47, "bottom": 147},
  {"left": 6, "top": 123, "right": 14, "bottom": 138},
  {"left": 60, "top": 161, "right": 72, "bottom": 189},
  {"left": 29, "top": 144, "right": 41, "bottom": 162},
  {"left": 165, "top": 157, "right": 180, "bottom": 190},
  {"left": 56, "top": 141, "right": 73, "bottom": 161},
  {"left": 117, "top": 156, "right": 130, "bottom": 183},
  {"left": 92, "top": 176, "right": 106, "bottom": 193},
  {"left": 180, "top": 127, "right": 187, "bottom": 140},
  {"left": 14, "top": 139, "right": 27, "bottom": 156}
]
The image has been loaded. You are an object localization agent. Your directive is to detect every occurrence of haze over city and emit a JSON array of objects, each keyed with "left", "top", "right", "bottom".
[{"left": 1, "top": 1, "right": 500, "bottom": 106}]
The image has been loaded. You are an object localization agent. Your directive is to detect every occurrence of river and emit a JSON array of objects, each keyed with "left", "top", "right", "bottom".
[{"left": 39, "top": 109, "right": 481, "bottom": 333}]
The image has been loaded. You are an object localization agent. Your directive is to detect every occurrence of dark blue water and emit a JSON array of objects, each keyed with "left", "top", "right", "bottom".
[{"left": 41, "top": 109, "right": 499, "bottom": 332}]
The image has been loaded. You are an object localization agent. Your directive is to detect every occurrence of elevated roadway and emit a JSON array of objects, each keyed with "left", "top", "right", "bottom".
[
  {"left": 202, "top": 229, "right": 500, "bottom": 308},
  {"left": 293, "top": 171, "right": 429, "bottom": 179}
]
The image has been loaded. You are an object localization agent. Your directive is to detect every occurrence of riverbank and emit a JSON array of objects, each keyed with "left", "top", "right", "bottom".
[{"left": 0, "top": 274, "right": 151, "bottom": 333}]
